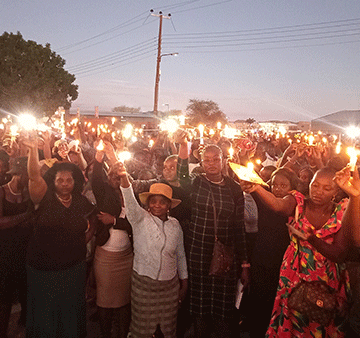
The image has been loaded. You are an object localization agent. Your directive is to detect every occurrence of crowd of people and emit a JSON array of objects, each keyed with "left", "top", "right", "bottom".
[{"left": 0, "top": 118, "right": 360, "bottom": 338}]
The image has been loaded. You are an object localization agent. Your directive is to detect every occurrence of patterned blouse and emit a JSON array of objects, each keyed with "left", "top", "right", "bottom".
[{"left": 266, "top": 191, "right": 350, "bottom": 338}]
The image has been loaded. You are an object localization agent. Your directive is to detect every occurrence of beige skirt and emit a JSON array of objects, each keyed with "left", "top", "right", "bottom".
[
  {"left": 94, "top": 245, "right": 133, "bottom": 308},
  {"left": 130, "top": 271, "right": 180, "bottom": 338}
]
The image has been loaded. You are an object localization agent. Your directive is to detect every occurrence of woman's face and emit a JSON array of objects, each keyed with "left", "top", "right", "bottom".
[
  {"left": 309, "top": 172, "right": 337, "bottom": 206},
  {"left": 201, "top": 149, "right": 223, "bottom": 176},
  {"left": 148, "top": 195, "right": 171, "bottom": 219},
  {"left": 271, "top": 174, "right": 292, "bottom": 198},
  {"left": 54, "top": 171, "right": 74, "bottom": 195},
  {"left": 162, "top": 158, "right": 177, "bottom": 182}
]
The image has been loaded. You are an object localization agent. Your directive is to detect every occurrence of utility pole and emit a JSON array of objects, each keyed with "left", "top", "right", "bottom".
[{"left": 151, "top": 10, "right": 171, "bottom": 114}]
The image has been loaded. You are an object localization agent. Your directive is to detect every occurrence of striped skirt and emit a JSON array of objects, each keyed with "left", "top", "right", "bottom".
[
  {"left": 130, "top": 271, "right": 180, "bottom": 338},
  {"left": 94, "top": 246, "right": 133, "bottom": 308}
]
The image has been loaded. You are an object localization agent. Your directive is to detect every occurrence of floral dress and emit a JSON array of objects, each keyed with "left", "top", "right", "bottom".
[{"left": 266, "top": 191, "right": 350, "bottom": 338}]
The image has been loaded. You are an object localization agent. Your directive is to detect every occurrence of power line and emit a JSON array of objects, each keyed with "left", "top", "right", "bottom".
[
  {"left": 163, "top": 19, "right": 360, "bottom": 40},
  {"left": 57, "top": 11, "right": 149, "bottom": 52},
  {"left": 75, "top": 53, "right": 156, "bottom": 78},
  {"left": 67, "top": 38, "right": 157, "bottom": 72},
  {"left": 163, "top": 27, "right": 360, "bottom": 46},
  {"left": 62, "top": 19, "right": 157, "bottom": 55}
]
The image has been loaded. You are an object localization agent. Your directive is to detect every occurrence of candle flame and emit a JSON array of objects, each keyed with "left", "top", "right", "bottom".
[{"left": 96, "top": 140, "right": 104, "bottom": 151}]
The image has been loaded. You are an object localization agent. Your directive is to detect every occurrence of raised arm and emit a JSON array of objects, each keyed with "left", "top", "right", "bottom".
[
  {"left": 243, "top": 181, "right": 297, "bottom": 216},
  {"left": 24, "top": 135, "right": 47, "bottom": 205},
  {"left": 335, "top": 166, "right": 360, "bottom": 246}
]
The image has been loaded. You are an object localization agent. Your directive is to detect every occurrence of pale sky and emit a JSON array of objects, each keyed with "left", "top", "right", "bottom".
[{"left": 2, "top": 0, "right": 360, "bottom": 122}]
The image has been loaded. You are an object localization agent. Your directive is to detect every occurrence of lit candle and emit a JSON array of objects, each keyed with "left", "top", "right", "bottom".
[
  {"left": 255, "top": 159, "right": 262, "bottom": 165},
  {"left": 247, "top": 162, "right": 254, "bottom": 172},
  {"left": 308, "top": 135, "right": 314, "bottom": 146},
  {"left": 209, "top": 129, "right": 215, "bottom": 136},
  {"left": 112, "top": 117, "right": 116, "bottom": 125},
  {"left": 217, "top": 122, "right": 222, "bottom": 130},
  {"left": 179, "top": 115, "right": 185, "bottom": 126},
  {"left": 198, "top": 124, "right": 204, "bottom": 145},
  {"left": 229, "top": 146, "right": 234, "bottom": 160},
  {"left": 75, "top": 140, "right": 80, "bottom": 152},
  {"left": 96, "top": 140, "right": 104, "bottom": 151},
  {"left": 335, "top": 142, "right": 341, "bottom": 154},
  {"left": 149, "top": 139, "right": 154, "bottom": 148},
  {"left": 117, "top": 151, "right": 131, "bottom": 163},
  {"left": 347, "top": 147, "right": 358, "bottom": 171}
]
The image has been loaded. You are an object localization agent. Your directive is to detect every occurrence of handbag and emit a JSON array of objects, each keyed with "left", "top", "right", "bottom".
[
  {"left": 287, "top": 207, "right": 341, "bottom": 326},
  {"left": 208, "top": 184, "right": 234, "bottom": 276}
]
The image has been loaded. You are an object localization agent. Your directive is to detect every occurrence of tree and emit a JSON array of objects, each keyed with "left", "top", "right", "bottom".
[
  {"left": 245, "top": 118, "right": 256, "bottom": 125},
  {"left": 0, "top": 32, "right": 78, "bottom": 117},
  {"left": 186, "top": 99, "right": 228, "bottom": 127},
  {"left": 112, "top": 106, "right": 141, "bottom": 114}
]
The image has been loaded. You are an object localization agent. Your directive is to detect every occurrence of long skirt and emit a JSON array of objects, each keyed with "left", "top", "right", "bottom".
[
  {"left": 26, "top": 261, "right": 86, "bottom": 338},
  {"left": 130, "top": 270, "right": 180, "bottom": 338},
  {"left": 94, "top": 245, "right": 133, "bottom": 308}
]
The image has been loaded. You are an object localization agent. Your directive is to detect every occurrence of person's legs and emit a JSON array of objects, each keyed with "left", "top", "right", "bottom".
[
  {"left": 113, "top": 303, "right": 131, "bottom": 338},
  {"left": 98, "top": 307, "right": 113, "bottom": 337},
  {"left": 0, "top": 302, "right": 12, "bottom": 337},
  {"left": 193, "top": 316, "right": 211, "bottom": 338}
]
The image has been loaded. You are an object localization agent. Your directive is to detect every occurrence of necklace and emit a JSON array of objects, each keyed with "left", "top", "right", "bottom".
[
  {"left": 7, "top": 182, "right": 21, "bottom": 195},
  {"left": 56, "top": 193, "right": 72, "bottom": 203},
  {"left": 204, "top": 175, "right": 225, "bottom": 184}
]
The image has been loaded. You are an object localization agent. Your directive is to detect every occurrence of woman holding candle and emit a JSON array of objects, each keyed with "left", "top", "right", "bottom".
[
  {"left": 24, "top": 137, "right": 97, "bottom": 338},
  {"left": 176, "top": 131, "right": 249, "bottom": 338},
  {"left": 242, "top": 166, "right": 350, "bottom": 337},
  {"left": 92, "top": 149, "right": 133, "bottom": 338},
  {"left": 118, "top": 164, "right": 188, "bottom": 338}
]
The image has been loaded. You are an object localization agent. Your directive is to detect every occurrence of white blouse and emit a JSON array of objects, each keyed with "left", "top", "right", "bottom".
[{"left": 121, "top": 185, "right": 188, "bottom": 281}]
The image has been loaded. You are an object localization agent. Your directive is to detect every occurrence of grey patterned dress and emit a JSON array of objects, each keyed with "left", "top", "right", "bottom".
[{"left": 178, "top": 158, "right": 247, "bottom": 319}]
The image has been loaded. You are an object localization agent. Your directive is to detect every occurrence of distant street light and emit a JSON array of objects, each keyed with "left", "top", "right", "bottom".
[{"left": 153, "top": 52, "right": 178, "bottom": 113}]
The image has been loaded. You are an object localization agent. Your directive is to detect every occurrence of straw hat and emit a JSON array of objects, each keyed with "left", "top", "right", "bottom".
[{"left": 139, "top": 183, "right": 181, "bottom": 209}]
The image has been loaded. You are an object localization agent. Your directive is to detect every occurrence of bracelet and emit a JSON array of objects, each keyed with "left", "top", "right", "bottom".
[{"left": 241, "top": 263, "right": 251, "bottom": 268}]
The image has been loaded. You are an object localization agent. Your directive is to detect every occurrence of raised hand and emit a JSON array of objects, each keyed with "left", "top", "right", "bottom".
[{"left": 334, "top": 165, "right": 360, "bottom": 197}]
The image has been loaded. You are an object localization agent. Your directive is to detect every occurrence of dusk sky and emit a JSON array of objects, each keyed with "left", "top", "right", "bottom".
[{"left": 2, "top": 0, "right": 360, "bottom": 122}]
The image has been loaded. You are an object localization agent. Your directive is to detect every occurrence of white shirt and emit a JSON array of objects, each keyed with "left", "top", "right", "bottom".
[{"left": 121, "top": 185, "right": 188, "bottom": 281}]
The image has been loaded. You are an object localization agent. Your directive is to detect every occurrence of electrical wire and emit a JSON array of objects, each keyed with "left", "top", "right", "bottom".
[
  {"left": 57, "top": 11, "right": 149, "bottom": 52},
  {"left": 67, "top": 38, "right": 157, "bottom": 72},
  {"left": 171, "top": 0, "right": 233, "bottom": 14}
]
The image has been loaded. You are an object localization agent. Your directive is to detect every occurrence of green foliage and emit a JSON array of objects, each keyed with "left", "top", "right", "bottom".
[
  {"left": 0, "top": 32, "right": 78, "bottom": 117},
  {"left": 112, "top": 105, "right": 141, "bottom": 114},
  {"left": 186, "top": 99, "right": 227, "bottom": 127},
  {"left": 245, "top": 118, "right": 256, "bottom": 124}
]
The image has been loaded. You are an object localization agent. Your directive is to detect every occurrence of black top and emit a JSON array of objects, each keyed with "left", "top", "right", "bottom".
[
  {"left": 92, "top": 160, "right": 132, "bottom": 246},
  {"left": 251, "top": 193, "right": 290, "bottom": 268},
  {"left": 27, "top": 191, "right": 94, "bottom": 271}
]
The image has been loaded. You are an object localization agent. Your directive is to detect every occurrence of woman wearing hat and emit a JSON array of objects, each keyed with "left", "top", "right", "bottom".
[{"left": 118, "top": 164, "right": 188, "bottom": 338}]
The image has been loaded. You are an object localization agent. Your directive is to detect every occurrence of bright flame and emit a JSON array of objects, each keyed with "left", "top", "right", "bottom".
[
  {"left": 179, "top": 115, "right": 185, "bottom": 125},
  {"left": 10, "top": 125, "right": 19, "bottom": 136},
  {"left": 123, "top": 124, "right": 133, "bottom": 139},
  {"left": 217, "top": 122, "right": 222, "bottom": 129},
  {"left": 346, "top": 126, "right": 360, "bottom": 139},
  {"left": 112, "top": 117, "right": 116, "bottom": 125},
  {"left": 96, "top": 140, "right": 104, "bottom": 151},
  {"left": 308, "top": 135, "right": 315, "bottom": 146},
  {"left": 255, "top": 159, "right": 262, "bottom": 165},
  {"left": 159, "top": 119, "right": 179, "bottom": 134},
  {"left": 229, "top": 146, "right": 234, "bottom": 159},
  {"left": 347, "top": 147, "right": 359, "bottom": 171},
  {"left": 247, "top": 162, "right": 254, "bottom": 172},
  {"left": 149, "top": 139, "right": 154, "bottom": 148},
  {"left": 117, "top": 151, "right": 131, "bottom": 163},
  {"left": 335, "top": 142, "right": 341, "bottom": 154},
  {"left": 198, "top": 124, "right": 204, "bottom": 144},
  {"left": 209, "top": 129, "right": 215, "bottom": 135},
  {"left": 18, "top": 114, "right": 37, "bottom": 131},
  {"left": 70, "top": 118, "right": 78, "bottom": 125}
]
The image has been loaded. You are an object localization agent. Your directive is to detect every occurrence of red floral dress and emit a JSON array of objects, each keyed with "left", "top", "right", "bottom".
[{"left": 266, "top": 191, "right": 349, "bottom": 338}]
